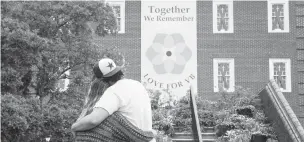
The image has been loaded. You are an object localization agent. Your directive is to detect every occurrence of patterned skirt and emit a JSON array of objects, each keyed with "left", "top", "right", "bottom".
[{"left": 75, "top": 112, "right": 154, "bottom": 142}]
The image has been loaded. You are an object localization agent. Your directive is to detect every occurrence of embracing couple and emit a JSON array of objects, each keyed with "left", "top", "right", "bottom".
[{"left": 71, "top": 58, "right": 155, "bottom": 142}]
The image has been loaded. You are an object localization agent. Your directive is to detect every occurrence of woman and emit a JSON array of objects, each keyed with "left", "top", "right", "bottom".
[
  {"left": 71, "top": 63, "right": 154, "bottom": 142},
  {"left": 75, "top": 76, "right": 109, "bottom": 122}
]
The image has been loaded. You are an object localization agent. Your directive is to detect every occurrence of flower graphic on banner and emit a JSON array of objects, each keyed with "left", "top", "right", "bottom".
[{"left": 146, "top": 33, "right": 192, "bottom": 74}]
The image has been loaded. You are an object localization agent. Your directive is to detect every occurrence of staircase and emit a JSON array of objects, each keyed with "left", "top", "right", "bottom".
[
  {"left": 171, "top": 127, "right": 217, "bottom": 142},
  {"left": 170, "top": 87, "right": 217, "bottom": 142}
]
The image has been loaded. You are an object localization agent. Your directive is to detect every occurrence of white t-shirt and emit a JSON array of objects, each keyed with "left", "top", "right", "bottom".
[{"left": 94, "top": 79, "right": 153, "bottom": 131}]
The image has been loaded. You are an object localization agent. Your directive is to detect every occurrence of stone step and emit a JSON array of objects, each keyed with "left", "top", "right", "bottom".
[
  {"left": 172, "top": 138, "right": 194, "bottom": 142},
  {"left": 172, "top": 132, "right": 217, "bottom": 142},
  {"left": 204, "top": 127, "right": 215, "bottom": 133},
  {"left": 172, "top": 139, "right": 216, "bottom": 142},
  {"left": 171, "top": 127, "right": 217, "bottom": 142},
  {"left": 202, "top": 139, "right": 216, "bottom": 142},
  {"left": 202, "top": 133, "right": 216, "bottom": 139},
  {"left": 172, "top": 138, "right": 216, "bottom": 142},
  {"left": 173, "top": 133, "right": 216, "bottom": 137}
]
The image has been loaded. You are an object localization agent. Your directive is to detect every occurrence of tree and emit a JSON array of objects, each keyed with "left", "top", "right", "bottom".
[
  {"left": 1, "top": 1, "right": 125, "bottom": 141},
  {"left": 1, "top": 1, "right": 118, "bottom": 97}
]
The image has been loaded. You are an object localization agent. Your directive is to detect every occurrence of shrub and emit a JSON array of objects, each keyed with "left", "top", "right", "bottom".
[
  {"left": 217, "top": 86, "right": 259, "bottom": 109},
  {"left": 225, "top": 129, "right": 251, "bottom": 142},
  {"left": 1, "top": 87, "right": 84, "bottom": 142},
  {"left": 198, "top": 110, "right": 216, "bottom": 127},
  {"left": 1, "top": 94, "right": 43, "bottom": 142},
  {"left": 236, "top": 105, "right": 256, "bottom": 118},
  {"left": 215, "top": 87, "right": 277, "bottom": 142},
  {"left": 216, "top": 123, "right": 236, "bottom": 137},
  {"left": 149, "top": 89, "right": 176, "bottom": 136}
]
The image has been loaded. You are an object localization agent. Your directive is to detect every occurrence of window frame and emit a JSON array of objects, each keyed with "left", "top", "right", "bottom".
[
  {"left": 213, "top": 58, "right": 235, "bottom": 92},
  {"left": 267, "top": 0, "right": 289, "bottom": 33},
  {"left": 58, "top": 70, "right": 70, "bottom": 92},
  {"left": 269, "top": 58, "right": 291, "bottom": 92},
  {"left": 107, "top": 0, "right": 125, "bottom": 34},
  {"left": 213, "top": 0, "right": 234, "bottom": 33}
]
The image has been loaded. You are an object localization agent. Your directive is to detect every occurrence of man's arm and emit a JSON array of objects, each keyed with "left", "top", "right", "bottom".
[{"left": 71, "top": 108, "right": 109, "bottom": 131}]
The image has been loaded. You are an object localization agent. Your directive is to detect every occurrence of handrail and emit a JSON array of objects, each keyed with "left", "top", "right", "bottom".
[
  {"left": 266, "top": 79, "right": 304, "bottom": 142},
  {"left": 190, "top": 85, "right": 203, "bottom": 142}
]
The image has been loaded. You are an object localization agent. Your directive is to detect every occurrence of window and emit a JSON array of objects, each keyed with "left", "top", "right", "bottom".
[
  {"left": 57, "top": 70, "right": 70, "bottom": 92},
  {"left": 213, "top": 58, "right": 235, "bottom": 92},
  {"left": 213, "top": 0, "right": 234, "bottom": 33},
  {"left": 107, "top": 0, "right": 125, "bottom": 33},
  {"left": 269, "top": 58, "right": 291, "bottom": 92},
  {"left": 268, "top": 0, "right": 289, "bottom": 33}
]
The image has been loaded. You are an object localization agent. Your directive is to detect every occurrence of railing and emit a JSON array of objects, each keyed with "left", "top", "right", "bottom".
[
  {"left": 189, "top": 85, "right": 203, "bottom": 142},
  {"left": 259, "top": 79, "right": 304, "bottom": 142}
]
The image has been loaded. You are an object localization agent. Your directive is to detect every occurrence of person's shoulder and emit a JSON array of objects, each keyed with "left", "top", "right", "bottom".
[
  {"left": 118, "top": 79, "right": 144, "bottom": 87},
  {"left": 119, "top": 79, "right": 140, "bottom": 83}
]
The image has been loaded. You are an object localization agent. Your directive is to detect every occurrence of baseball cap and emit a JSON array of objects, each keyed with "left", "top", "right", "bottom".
[{"left": 93, "top": 58, "right": 121, "bottom": 78}]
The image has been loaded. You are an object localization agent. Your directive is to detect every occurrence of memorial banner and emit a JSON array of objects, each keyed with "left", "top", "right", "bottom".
[{"left": 141, "top": 0, "right": 197, "bottom": 99}]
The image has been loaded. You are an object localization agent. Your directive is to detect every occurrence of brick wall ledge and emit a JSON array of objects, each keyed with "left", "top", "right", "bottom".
[{"left": 264, "top": 79, "right": 304, "bottom": 142}]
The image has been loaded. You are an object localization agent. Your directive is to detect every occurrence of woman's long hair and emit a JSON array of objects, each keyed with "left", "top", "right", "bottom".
[{"left": 77, "top": 77, "right": 109, "bottom": 120}]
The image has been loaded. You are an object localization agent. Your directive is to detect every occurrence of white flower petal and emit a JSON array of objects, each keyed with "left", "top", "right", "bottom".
[
  {"left": 153, "top": 34, "right": 167, "bottom": 44},
  {"left": 164, "top": 35, "right": 174, "bottom": 49},
  {"left": 180, "top": 46, "right": 192, "bottom": 61},
  {"left": 175, "top": 54, "right": 186, "bottom": 65},
  {"left": 164, "top": 59, "right": 175, "bottom": 73},
  {"left": 146, "top": 47, "right": 158, "bottom": 61},
  {"left": 152, "top": 53, "right": 165, "bottom": 65},
  {"left": 175, "top": 43, "right": 186, "bottom": 53},
  {"left": 153, "top": 64, "right": 166, "bottom": 74},
  {"left": 172, "top": 64, "right": 185, "bottom": 74},
  {"left": 151, "top": 43, "right": 164, "bottom": 53},
  {"left": 171, "top": 33, "right": 185, "bottom": 44}
]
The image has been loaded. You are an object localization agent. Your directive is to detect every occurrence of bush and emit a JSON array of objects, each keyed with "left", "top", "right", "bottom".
[
  {"left": 148, "top": 86, "right": 277, "bottom": 142},
  {"left": 198, "top": 110, "right": 216, "bottom": 127},
  {"left": 1, "top": 94, "right": 45, "bottom": 141},
  {"left": 215, "top": 87, "right": 277, "bottom": 142},
  {"left": 216, "top": 123, "right": 236, "bottom": 137},
  {"left": 236, "top": 105, "right": 256, "bottom": 118},
  {"left": 1, "top": 87, "right": 84, "bottom": 142}
]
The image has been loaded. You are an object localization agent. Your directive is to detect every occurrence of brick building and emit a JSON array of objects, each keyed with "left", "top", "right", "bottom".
[{"left": 92, "top": 0, "right": 304, "bottom": 125}]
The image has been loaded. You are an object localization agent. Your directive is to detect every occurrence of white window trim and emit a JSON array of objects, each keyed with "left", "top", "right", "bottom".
[
  {"left": 213, "top": 0, "right": 234, "bottom": 33},
  {"left": 58, "top": 70, "right": 70, "bottom": 92},
  {"left": 107, "top": 0, "right": 125, "bottom": 34},
  {"left": 213, "top": 58, "right": 235, "bottom": 92},
  {"left": 267, "top": 0, "right": 289, "bottom": 33},
  {"left": 269, "top": 58, "right": 291, "bottom": 92}
]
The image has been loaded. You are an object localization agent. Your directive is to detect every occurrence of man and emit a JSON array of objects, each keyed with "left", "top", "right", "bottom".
[{"left": 71, "top": 58, "right": 155, "bottom": 141}]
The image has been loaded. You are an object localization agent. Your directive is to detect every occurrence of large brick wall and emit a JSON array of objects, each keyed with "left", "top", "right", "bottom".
[
  {"left": 197, "top": 1, "right": 298, "bottom": 102},
  {"left": 295, "top": 1, "right": 304, "bottom": 127},
  {"left": 94, "top": 1, "right": 302, "bottom": 120},
  {"left": 93, "top": 1, "right": 142, "bottom": 81}
]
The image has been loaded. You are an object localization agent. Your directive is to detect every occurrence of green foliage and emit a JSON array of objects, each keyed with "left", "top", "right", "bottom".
[
  {"left": 198, "top": 110, "right": 217, "bottom": 127},
  {"left": 1, "top": 86, "right": 84, "bottom": 141},
  {"left": 172, "top": 102, "right": 192, "bottom": 132},
  {"left": 1, "top": 1, "right": 117, "bottom": 96},
  {"left": 236, "top": 105, "right": 256, "bottom": 117},
  {"left": 215, "top": 88, "right": 277, "bottom": 142},
  {"left": 148, "top": 85, "right": 277, "bottom": 142},
  {"left": 150, "top": 91, "right": 218, "bottom": 135},
  {"left": 149, "top": 89, "right": 175, "bottom": 136},
  {"left": 149, "top": 90, "right": 162, "bottom": 110},
  {"left": 1, "top": 17, "right": 47, "bottom": 94},
  {"left": 1, "top": 1, "right": 125, "bottom": 141},
  {"left": 1, "top": 94, "right": 40, "bottom": 142},
  {"left": 215, "top": 86, "right": 259, "bottom": 111}
]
